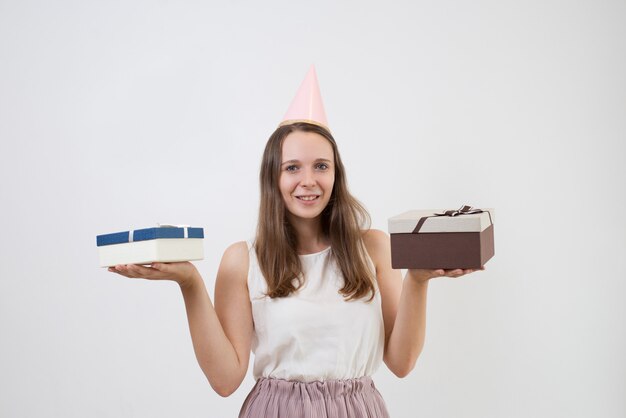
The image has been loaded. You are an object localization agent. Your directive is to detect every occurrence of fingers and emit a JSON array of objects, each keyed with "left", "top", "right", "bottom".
[
  {"left": 410, "top": 266, "right": 486, "bottom": 281},
  {"left": 443, "top": 269, "right": 464, "bottom": 278},
  {"left": 108, "top": 266, "right": 131, "bottom": 278},
  {"left": 107, "top": 265, "right": 134, "bottom": 278},
  {"left": 439, "top": 266, "right": 486, "bottom": 278},
  {"left": 107, "top": 264, "right": 161, "bottom": 279},
  {"left": 151, "top": 262, "right": 169, "bottom": 273},
  {"left": 127, "top": 264, "right": 157, "bottom": 277},
  {"left": 430, "top": 269, "right": 463, "bottom": 277}
]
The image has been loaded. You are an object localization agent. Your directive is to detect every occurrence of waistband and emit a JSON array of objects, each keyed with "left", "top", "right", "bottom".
[{"left": 254, "top": 376, "right": 377, "bottom": 400}]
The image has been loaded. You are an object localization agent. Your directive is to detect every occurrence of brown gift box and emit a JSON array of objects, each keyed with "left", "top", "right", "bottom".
[{"left": 388, "top": 206, "right": 495, "bottom": 269}]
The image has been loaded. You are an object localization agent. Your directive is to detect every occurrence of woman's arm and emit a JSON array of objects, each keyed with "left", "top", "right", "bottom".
[
  {"left": 108, "top": 241, "right": 253, "bottom": 397},
  {"left": 363, "top": 229, "right": 478, "bottom": 378}
]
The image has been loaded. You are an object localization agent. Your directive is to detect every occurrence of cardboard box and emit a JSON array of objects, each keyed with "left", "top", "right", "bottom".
[
  {"left": 388, "top": 206, "right": 494, "bottom": 269},
  {"left": 96, "top": 225, "right": 204, "bottom": 267}
]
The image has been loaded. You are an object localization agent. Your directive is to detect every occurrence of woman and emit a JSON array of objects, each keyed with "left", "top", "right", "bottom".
[{"left": 108, "top": 69, "right": 481, "bottom": 416}]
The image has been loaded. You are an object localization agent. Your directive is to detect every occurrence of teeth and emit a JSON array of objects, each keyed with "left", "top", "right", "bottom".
[{"left": 297, "top": 196, "right": 318, "bottom": 201}]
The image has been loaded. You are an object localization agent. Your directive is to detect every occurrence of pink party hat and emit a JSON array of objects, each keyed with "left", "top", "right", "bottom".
[{"left": 279, "top": 65, "right": 329, "bottom": 130}]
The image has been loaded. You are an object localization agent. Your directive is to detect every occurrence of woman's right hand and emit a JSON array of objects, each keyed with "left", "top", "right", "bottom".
[{"left": 108, "top": 261, "right": 200, "bottom": 288}]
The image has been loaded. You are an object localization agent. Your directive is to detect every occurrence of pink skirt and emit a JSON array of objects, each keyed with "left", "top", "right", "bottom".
[{"left": 238, "top": 376, "right": 390, "bottom": 418}]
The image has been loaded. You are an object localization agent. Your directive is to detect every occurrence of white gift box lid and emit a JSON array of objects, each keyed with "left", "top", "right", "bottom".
[
  {"left": 96, "top": 224, "right": 203, "bottom": 246},
  {"left": 388, "top": 207, "right": 494, "bottom": 234}
]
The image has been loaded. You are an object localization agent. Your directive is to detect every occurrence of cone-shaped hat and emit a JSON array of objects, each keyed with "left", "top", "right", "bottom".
[{"left": 279, "top": 65, "right": 329, "bottom": 130}]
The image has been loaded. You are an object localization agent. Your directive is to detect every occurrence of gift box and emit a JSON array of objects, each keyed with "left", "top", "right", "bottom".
[
  {"left": 388, "top": 206, "right": 494, "bottom": 269},
  {"left": 96, "top": 225, "right": 204, "bottom": 267}
]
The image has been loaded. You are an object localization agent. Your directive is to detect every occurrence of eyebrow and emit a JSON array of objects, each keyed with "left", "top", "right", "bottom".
[{"left": 281, "top": 158, "right": 332, "bottom": 166}]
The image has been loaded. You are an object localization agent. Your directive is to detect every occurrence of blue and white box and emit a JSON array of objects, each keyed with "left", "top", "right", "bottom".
[{"left": 96, "top": 224, "right": 204, "bottom": 267}]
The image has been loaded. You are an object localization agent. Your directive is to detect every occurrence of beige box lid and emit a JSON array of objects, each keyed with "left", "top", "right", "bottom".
[{"left": 388, "top": 208, "right": 495, "bottom": 234}]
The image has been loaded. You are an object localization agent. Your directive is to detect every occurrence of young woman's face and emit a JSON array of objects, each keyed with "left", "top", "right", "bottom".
[{"left": 279, "top": 130, "right": 335, "bottom": 222}]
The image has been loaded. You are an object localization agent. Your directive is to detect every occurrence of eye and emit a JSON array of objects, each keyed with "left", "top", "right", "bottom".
[
  {"left": 285, "top": 165, "right": 298, "bottom": 172},
  {"left": 316, "top": 163, "right": 329, "bottom": 170}
]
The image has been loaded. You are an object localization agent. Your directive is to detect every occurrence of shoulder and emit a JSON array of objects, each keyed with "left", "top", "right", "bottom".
[
  {"left": 224, "top": 240, "right": 250, "bottom": 259},
  {"left": 360, "top": 229, "right": 391, "bottom": 269},
  {"left": 218, "top": 241, "right": 250, "bottom": 281},
  {"left": 224, "top": 240, "right": 250, "bottom": 255},
  {"left": 361, "top": 228, "right": 390, "bottom": 252}
]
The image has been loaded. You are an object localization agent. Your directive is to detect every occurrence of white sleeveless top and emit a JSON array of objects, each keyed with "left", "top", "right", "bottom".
[{"left": 246, "top": 240, "right": 385, "bottom": 382}]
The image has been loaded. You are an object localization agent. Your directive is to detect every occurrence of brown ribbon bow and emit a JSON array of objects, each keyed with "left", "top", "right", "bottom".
[
  {"left": 413, "top": 204, "right": 492, "bottom": 233},
  {"left": 434, "top": 205, "right": 484, "bottom": 217}
]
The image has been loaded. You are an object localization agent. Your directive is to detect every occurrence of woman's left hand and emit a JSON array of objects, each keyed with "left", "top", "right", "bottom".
[{"left": 407, "top": 267, "right": 485, "bottom": 284}]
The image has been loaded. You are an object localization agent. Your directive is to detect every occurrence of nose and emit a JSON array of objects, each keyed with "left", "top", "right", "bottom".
[{"left": 301, "top": 167, "right": 316, "bottom": 187}]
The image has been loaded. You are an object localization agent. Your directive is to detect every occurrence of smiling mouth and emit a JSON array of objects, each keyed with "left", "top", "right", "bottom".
[{"left": 296, "top": 195, "right": 320, "bottom": 201}]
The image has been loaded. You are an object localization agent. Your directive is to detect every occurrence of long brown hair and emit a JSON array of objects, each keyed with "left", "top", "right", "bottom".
[{"left": 255, "top": 122, "right": 376, "bottom": 302}]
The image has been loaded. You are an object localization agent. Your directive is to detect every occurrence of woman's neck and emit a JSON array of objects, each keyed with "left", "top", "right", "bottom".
[{"left": 287, "top": 215, "right": 329, "bottom": 254}]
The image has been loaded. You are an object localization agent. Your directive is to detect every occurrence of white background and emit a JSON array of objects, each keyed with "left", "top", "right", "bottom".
[{"left": 1, "top": 1, "right": 625, "bottom": 417}]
